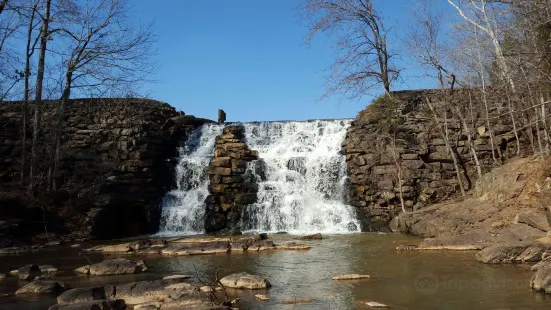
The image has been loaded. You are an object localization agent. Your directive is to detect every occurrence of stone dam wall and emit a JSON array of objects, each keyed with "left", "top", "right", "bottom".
[
  {"left": 0, "top": 88, "right": 536, "bottom": 239},
  {"left": 0, "top": 98, "right": 211, "bottom": 239},
  {"left": 343, "top": 89, "right": 533, "bottom": 230}
]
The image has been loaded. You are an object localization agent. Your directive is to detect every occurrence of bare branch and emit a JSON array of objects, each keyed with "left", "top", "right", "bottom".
[{"left": 301, "top": 0, "right": 399, "bottom": 99}]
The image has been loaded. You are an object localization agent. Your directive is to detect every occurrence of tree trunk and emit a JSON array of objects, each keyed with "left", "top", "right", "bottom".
[
  {"left": 21, "top": 1, "right": 38, "bottom": 184},
  {"left": 29, "top": 0, "right": 51, "bottom": 195},
  {"left": 454, "top": 106, "right": 482, "bottom": 179},
  {"left": 390, "top": 136, "right": 406, "bottom": 213},
  {"left": 541, "top": 96, "right": 550, "bottom": 151},
  {"left": 426, "top": 97, "right": 466, "bottom": 197},
  {"left": 506, "top": 94, "right": 521, "bottom": 156},
  {"left": 480, "top": 76, "right": 498, "bottom": 164},
  {"left": 535, "top": 106, "right": 544, "bottom": 153},
  {"left": 473, "top": 29, "right": 498, "bottom": 164},
  {"left": 52, "top": 71, "right": 72, "bottom": 191},
  {"left": 396, "top": 162, "right": 406, "bottom": 213}
]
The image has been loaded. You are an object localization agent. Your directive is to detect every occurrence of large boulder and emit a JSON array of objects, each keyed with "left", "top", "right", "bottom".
[
  {"left": 57, "top": 286, "right": 115, "bottom": 305},
  {"left": 475, "top": 243, "right": 527, "bottom": 264},
  {"left": 475, "top": 243, "right": 548, "bottom": 264},
  {"left": 220, "top": 272, "right": 271, "bottom": 289},
  {"left": 112, "top": 278, "right": 209, "bottom": 307},
  {"left": 57, "top": 277, "right": 199, "bottom": 307},
  {"left": 18, "top": 264, "right": 41, "bottom": 280},
  {"left": 16, "top": 280, "right": 70, "bottom": 295},
  {"left": 531, "top": 265, "right": 551, "bottom": 294},
  {"left": 416, "top": 230, "right": 493, "bottom": 250},
  {"left": 500, "top": 223, "right": 547, "bottom": 241},
  {"left": 515, "top": 211, "right": 551, "bottom": 232},
  {"left": 48, "top": 299, "right": 126, "bottom": 310},
  {"left": 300, "top": 233, "right": 323, "bottom": 240},
  {"left": 75, "top": 258, "right": 147, "bottom": 276},
  {"left": 531, "top": 256, "right": 551, "bottom": 271},
  {"left": 84, "top": 240, "right": 160, "bottom": 254},
  {"left": 114, "top": 280, "right": 185, "bottom": 305}
]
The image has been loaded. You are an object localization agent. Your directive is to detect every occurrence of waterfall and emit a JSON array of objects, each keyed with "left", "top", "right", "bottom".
[
  {"left": 159, "top": 124, "right": 223, "bottom": 235},
  {"left": 241, "top": 120, "right": 361, "bottom": 234},
  {"left": 159, "top": 119, "right": 360, "bottom": 236}
]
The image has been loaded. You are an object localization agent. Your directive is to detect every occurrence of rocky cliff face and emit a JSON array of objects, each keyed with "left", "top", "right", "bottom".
[
  {"left": 0, "top": 98, "right": 207, "bottom": 240},
  {"left": 344, "top": 89, "right": 529, "bottom": 230},
  {"left": 204, "top": 126, "right": 259, "bottom": 233}
]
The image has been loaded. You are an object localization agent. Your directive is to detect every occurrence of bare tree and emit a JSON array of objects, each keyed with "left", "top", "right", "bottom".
[
  {"left": 447, "top": 0, "right": 516, "bottom": 91},
  {"left": 50, "top": 0, "right": 156, "bottom": 189},
  {"left": 301, "top": 0, "right": 399, "bottom": 98},
  {"left": 407, "top": 0, "right": 452, "bottom": 89},
  {"left": 454, "top": 103, "right": 483, "bottom": 179},
  {"left": 20, "top": 0, "right": 41, "bottom": 183},
  {"left": 426, "top": 97, "right": 467, "bottom": 197},
  {"left": 0, "top": 0, "right": 24, "bottom": 101},
  {"left": 0, "top": 0, "right": 8, "bottom": 16},
  {"left": 29, "top": 0, "right": 51, "bottom": 194},
  {"left": 387, "top": 134, "right": 407, "bottom": 213}
]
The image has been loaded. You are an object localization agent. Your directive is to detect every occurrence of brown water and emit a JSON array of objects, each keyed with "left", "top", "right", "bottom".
[{"left": 1, "top": 233, "right": 551, "bottom": 310}]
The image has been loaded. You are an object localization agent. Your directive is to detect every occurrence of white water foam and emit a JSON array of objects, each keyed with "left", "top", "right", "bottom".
[
  {"left": 241, "top": 120, "right": 361, "bottom": 234},
  {"left": 158, "top": 124, "right": 223, "bottom": 235}
]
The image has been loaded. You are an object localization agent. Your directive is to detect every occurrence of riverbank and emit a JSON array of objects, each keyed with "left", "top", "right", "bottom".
[
  {"left": 393, "top": 156, "right": 551, "bottom": 250},
  {"left": 1, "top": 233, "right": 550, "bottom": 309},
  {"left": 391, "top": 156, "right": 551, "bottom": 297}
]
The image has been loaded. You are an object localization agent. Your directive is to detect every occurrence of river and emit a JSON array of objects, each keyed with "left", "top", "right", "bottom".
[{"left": 1, "top": 233, "right": 550, "bottom": 309}]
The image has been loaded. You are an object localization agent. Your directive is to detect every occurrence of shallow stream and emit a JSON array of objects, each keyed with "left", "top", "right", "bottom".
[{"left": 1, "top": 233, "right": 550, "bottom": 309}]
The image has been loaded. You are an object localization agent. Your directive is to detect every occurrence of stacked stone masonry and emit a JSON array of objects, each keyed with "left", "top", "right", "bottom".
[
  {"left": 0, "top": 98, "right": 205, "bottom": 239},
  {"left": 343, "top": 89, "right": 531, "bottom": 231},
  {"left": 204, "top": 126, "right": 259, "bottom": 232}
]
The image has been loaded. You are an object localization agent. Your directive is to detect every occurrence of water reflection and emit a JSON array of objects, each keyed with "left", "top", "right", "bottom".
[{"left": 1, "top": 234, "right": 551, "bottom": 309}]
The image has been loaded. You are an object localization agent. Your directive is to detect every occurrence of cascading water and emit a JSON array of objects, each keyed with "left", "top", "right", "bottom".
[
  {"left": 159, "top": 124, "right": 223, "bottom": 235},
  {"left": 241, "top": 120, "right": 361, "bottom": 234},
  {"left": 159, "top": 119, "right": 360, "bottom": 236}
]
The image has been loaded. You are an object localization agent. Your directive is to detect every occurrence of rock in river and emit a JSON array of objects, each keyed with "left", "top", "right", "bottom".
[
  {"left": 364, "top": 301, "right": 389, "bottom": 308},
  {"left": 54, "top": 277, "right": 212, "bottom": 309},
  {"left": 57, "top": 286, "right": 115, "bottom": 305},
  {"left": 75, "top": 258, "right": 147, "bottom": 276},
  {"left": 16, "top": 280, "right": 70, "bottom": 295},
  {"left": 332, "top": 274, "right": 371, "bottom": 280},
  {"left": 40, "top": 265, "right": 59, "bottom": 273},
  {"left": 300, "top": 233, "right": 323, "bottom": 240},
  {"left": 162, "top": 275, "right": 190, "bottom": 281},
  {"left": 48, "top": 299, "right": 126, "bottom": 310},
  {"left": 220, "top": 272, "right": 271, "bottom": 289},
  {"left": 18, "top": 264, "right": 41, "bottom": 280},
  {"left": 475, "top": 243, "right": 548, "bottom": 264},
  {"left": 531, "top": 264, "right": 551, "bottom": 294}
]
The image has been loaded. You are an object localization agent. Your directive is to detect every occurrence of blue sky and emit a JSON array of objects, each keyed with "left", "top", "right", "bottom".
[{"left": 128, "top": 1, "right": 453, "bottom": 122}]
